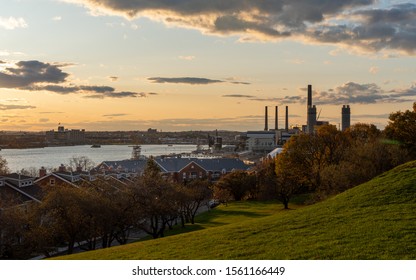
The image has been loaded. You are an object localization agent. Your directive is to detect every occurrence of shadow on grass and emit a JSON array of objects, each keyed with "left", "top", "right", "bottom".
[
  {"left": 203, "top": 209, "right": 269, "bottom": 220},
  {"left": 135, "top": 200, "right": 306, "bottom": 243}
]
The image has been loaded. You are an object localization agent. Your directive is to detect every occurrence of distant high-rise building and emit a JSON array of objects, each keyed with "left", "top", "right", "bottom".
[
  {"left": 46, "top": 125, "right": 85, "bottom": 145},
  {"left": 342, "top": 105, "right": 351, "bottom": 131}
]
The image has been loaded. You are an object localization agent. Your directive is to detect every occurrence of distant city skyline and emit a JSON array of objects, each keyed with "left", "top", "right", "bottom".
[{"left": 0, "top": 0, "right": 415, "bottom": 131}]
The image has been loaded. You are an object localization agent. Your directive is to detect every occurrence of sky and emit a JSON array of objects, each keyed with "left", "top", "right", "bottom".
[{"left": 0, "top": 0, "right": 415, "bottom": 132}]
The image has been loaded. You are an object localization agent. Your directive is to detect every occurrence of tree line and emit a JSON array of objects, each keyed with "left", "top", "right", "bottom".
[
  {"left": 0, "top": 158, "right": 212, "bottom": 259},
  {"left": 213, "top": 102, "right": 416, "bottom": 208}
]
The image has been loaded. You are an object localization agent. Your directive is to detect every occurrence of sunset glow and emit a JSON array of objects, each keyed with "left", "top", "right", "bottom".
[{"left": 1, "top": 0, "right": 415, "bottom": 131}]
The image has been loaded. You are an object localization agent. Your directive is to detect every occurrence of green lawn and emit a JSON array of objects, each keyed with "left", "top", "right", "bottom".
[{"left": 54, "top": 161, "right": 416, "bottom": 260}]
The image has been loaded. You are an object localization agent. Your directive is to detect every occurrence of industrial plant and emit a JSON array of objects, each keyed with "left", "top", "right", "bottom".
[{"left": 244, "top": 84, "right": 351, "bottom": 155}]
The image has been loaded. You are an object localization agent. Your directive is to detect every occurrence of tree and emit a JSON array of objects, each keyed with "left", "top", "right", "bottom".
[
  {"left": 277, "top": 133, "right": 325, "bottom": 191},
  {"left": 131, "top": 158, "right": 180, "bottom": 238},
  {"left": 276, "top": 125, "right": 350, "bottom": 194},
  {"left": 68, "top": 155, "right": 95, "bottom": 171},
  {"left": 255, "top": 157, "right": 278, "bottom": 200},
  {"left": 315, "top": 124, "right": 346, "bottom": 165},
  {"left": 345, "top": 123, "right": 381, "bottom": 143},
  {"left": 0, "top": 156, "right": 9, "bottom": 175},
  {"left": 86, "top": 179, "right": 137, "bottom": 248},
  {"left": 179, "top": 179, "right": 212, "bottom": 225},
  {"left": 318, "top": 123, "right": 409, "bottom": 198},
  {"left": 384, "top": 102, "right": 416, "bottom": 158},
  {"left": 319, "top": 162, "right": 356, "bottom": 198},
  {"left": 275, "top": 150, "right": 305, "bottom": 209},
  {"left": 38, "top": 186, "right": 95, "bottom": 254},
  {"left": 19, "top": 167, "right": 38, "bottom": 177},
  {"left": 0, "top": 200, "right": 31, "bottom": 259},
  {"left": 214, "top": 170, "right": 256, "bottom": 201}
]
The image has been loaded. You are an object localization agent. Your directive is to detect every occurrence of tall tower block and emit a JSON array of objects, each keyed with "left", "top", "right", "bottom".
[{"left": 342, "top": 105, "right": 351, "bottom": 131}]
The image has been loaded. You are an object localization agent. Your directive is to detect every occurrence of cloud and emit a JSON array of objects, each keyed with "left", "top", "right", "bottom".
[
  {"left": 227, "top": 82, "right": 416, "bottom": 105},
  {"left": 103, "top": 113, "right": 129, "bottom": 117},
  {"left": 0, "top": 60, "right": 68, "bottom": 88},
  {"left": 0, "top": 16, "right": 28, "bottom": 30},
  {"left": 230, "top": 81, "right": 251, "bottom": 85},
  {"left": 0, "top": 60, "right": 151, "bottom": 99},
  {"left": 223, "top": 94, "right": 255, "bottom": 98},
  {"left": 0, "top": 104, "right": 36, "bottom": 110},
  {"left": 0, "top": 98, "right": 27, "bottom": 103},
  {"left": 292, "top": 82, "right": 415, "bottom": 105},
  {"left": 178, "top": 55, "right": 195, "bottom": 60},
  {"left": 249, "top": 95, "right": 305, "bottom": 104},
  {"left": 353, "top": 113, "right": 390, "bottom": 119},
  {"left": 109, "top": 76, "right": 119, "bottom": 81},
  {"left": 223, "top": 77, "right": 251, "bottom": 85},
  {"left": 40, "top": 111, "right": 64, "bottom": 114},
  {"left": 27, "top": 85, "right": 116, "bottom": 94},
  {"left": 83, "top": 91, "right": 147, "bottom": 99},
  {"left": 369, "top": 66, "right": 379, "bottom": 74},
  {"left": 0, "top": 50, "right": 25, "bottom": 57},
  {"left": 389, "top": 84, "right": 416, "bottom": 98},
  {"left": 148, "top": 77, "right": 224, "bottom": 85},
  {"left": 130, "top": 23, "right": 139, "bottom": 30},
  {"left": 148, "top": 76, "right": 250, "bottom": 85},
  {"left": 39, "top": 118, "right": 50, "bottom": 123},
  {"left": 312, "top": 82, "right": 415, "bottom": 104},
  {"left": 307, "top": 3, "right": 416, "bottom": 54},
  {"left": 100, "top": 91, "right": 146, "bottom": 98},
  {"left": 312, "top": 82, "right": 385, "bottom": 105},
  {"left": 287, "top": 59, "right": 305, "bottom": 64},
  {"left": 63, "top": 1, "right": 416, "bottom": 55},
  {"left": 52, "top": 16, "right": 62, "bottom": 21}
]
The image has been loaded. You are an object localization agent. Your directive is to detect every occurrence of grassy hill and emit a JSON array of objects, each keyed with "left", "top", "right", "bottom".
[{"left": 55, "top": 161, "right": 416, "bottom": 260}]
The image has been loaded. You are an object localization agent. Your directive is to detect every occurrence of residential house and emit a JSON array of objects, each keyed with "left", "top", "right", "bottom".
[
  {"left": 94, "top": 157, "right": 252, "bottom": 183},
  {"left": 1, "top": 174, "right": 42, "bottom": 205},
  {"left": 155, "top": 157, "right": 251, "bottom": 183}
]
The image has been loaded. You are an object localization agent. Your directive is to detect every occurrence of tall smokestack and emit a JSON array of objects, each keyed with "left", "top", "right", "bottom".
[
  {"left": 264, "top": 106, "right": 268, "bottom": 131},
  {"left": 275, "top": 106, "right": 278, "bottom": 130},
  {"left": 285, "top": 106, "right": 289, "bottom": 131},
  {"left": 307, "top": 84, "right": 312, "bottom": 107},
  {"left": 307, "top": 84, "right": 316, "bottom": 134}
]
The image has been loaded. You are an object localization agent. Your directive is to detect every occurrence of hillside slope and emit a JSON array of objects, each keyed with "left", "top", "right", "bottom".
[{"left": 56, "top": 161, "right": 416, "bottom": 260}]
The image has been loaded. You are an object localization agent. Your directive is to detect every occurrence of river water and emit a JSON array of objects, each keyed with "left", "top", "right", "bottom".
[{"left": 0, "top": 144, "right": 200, "bottom": 173}]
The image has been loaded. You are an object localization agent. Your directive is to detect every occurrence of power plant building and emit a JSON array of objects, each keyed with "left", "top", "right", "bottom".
[
  {"left": 245, "top": 104, "right": 300, "bottom": 153},
  {"left": 246, "top": 131, "right": 276, "bottom": 153},
  {"left": 246, "top": 84, "right": 352, "bottom": 154}
]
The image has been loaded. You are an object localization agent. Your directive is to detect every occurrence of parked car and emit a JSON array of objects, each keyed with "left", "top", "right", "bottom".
[{"left": 208, "top": 199, "right": 220, "bottom": 209}]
